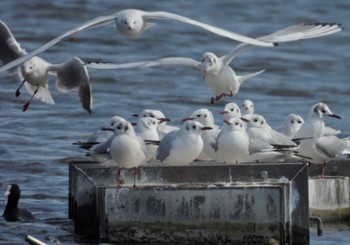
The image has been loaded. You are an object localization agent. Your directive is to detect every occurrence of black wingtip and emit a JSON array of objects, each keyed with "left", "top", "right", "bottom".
[{"left": 273, "top": 42, "right": 279, "bottom": 47}]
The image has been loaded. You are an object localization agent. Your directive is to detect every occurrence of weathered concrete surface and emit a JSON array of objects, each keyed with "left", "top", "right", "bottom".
[
  {"left": 69, "top": 161, "right": 309, "bottom": 244},
  {"left": 309, "top": 177, "right": 350, "bottom": 221}
]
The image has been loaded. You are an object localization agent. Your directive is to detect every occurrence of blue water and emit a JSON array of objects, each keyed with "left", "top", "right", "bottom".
[{"left": 0, "top": 0, "right": 349, "bottom": 244}]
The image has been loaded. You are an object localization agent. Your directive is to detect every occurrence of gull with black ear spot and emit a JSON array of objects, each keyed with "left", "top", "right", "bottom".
[
  {"left": 293, "top": 102, "right": 347, "bottom": 178},
  {"left": 87, "top": 22, "right": 342, "bottom": 103},
  {"left": 0, "top": 20, "right": 93, "bottom": 113},
  {"left": 276, "top": 113, "right": 304, "bottom": 139},
  {"left": 153, "top": 120, "right": 212, "bottom": 166},
  {"left": 220, "top": 102, "right": 242, "bottom": 121},
  {"left": 2, "top": 184, "right": 34, "bottom": 222}
]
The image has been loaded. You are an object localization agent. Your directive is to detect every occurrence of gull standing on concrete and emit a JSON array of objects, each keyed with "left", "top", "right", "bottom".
[
  {"left": 73, "top": 115, "right": 125, "bottom": 150},
  {"left": 87, "top": 23, "right": 342, "bottom": 103},
  {"left": 0, "top": 9, "right": 276, "bottom": 73},
  {"left": 241, "top": 99, "right": 254, "bottom": 116},
  {"left": 219, "top": 102, "right": 242, "bottom": 121},
  {"left": 133, "top": 109, "right": 178, "bottom": 139},
  {"left": 211, "top": 117, "right": 283, "bottom": 164},
  {"left": 134, "top": 117, "right": 168, "bottom": 162},
  {"left": 182, "top": 108, "right": 219, "bottom": 161},
  {"left": 0, "top": 20, "right": 92, "bottom": 113},
  {"left": 293, "top": 103, "right": 347, "bottom": 177},
  {"left": 277, "top": 113, "right": 304, "bottom": 139},
  {"left": 153, "top": 120, "right": 212, "bottom": 165},
  {"left": 242, "top": 114, "right": 297, "bottom": 147}
]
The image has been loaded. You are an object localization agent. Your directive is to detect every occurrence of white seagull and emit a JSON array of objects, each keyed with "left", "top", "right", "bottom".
[
  {"left": 0, "top": 9, "right": 276, "bottom": 73},
  {"left": 182, "top": 108, "right": 219, "bottom": 161},
  {"left": 219, "top": 102, "right": 242, "bottom": 121},
  {"left": 0, "top": 20, "right": 92, "bottom": 113},
  {"left": 153, "top": 120, "right": 212, "bottom": 165},
  {"left": 277, "top": 113, "right": 304, "bottom": 139},
  {"left": 241, "top": 99, "right": 254, "bottom": 116},
  {"left": 133, "top": 109, "right": 178, "bottom": 139},
  {"left": 293, "top": 103, "right": 347, "bottom": 177},
  {"left": 87, "top": 22, "right": 342, "bottom": 103},
  {"left": 211, "top": 117, "right": 283, "bottom": 164}
]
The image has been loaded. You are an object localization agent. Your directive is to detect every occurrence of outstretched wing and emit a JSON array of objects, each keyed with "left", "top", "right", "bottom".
[
  {"left": 0, "top": 15, "right": 116, "bottom": 73},
  {"left": 142, "top": 10, "right": 275, "bottom": 47},
  {"left": 86, "top": 57, "right": 202, "bottom": 70},
  {"left": 222, "top": 23, "right": 343, "bottom": 65}
]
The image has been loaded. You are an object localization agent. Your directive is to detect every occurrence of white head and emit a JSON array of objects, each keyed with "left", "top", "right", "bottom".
[
  {"left": 284, "top": 114, "right": 304, "bottom": 129},
  {"left": 220, "top": 102, "right": 241, "bottom": 120},
  {"left": 181, "top": 120, "right": 212, "bottom": 137},
  {"left": 223, "top": 117, "right": 245, "bottom": 132},
  {"left": 116, "top": 10, "right": 144, "bottom": 37},
  {"left": 241, "top": 99, "right": 254, "bottom": 115},
  {"left": 242, "top": 114, "right": 267, "bottom": 129},
  {"left": 201, "top": 52, "right": 221, "bottom": 75},
  {"left": 185, "top": 108, "right": 215, "bottom": 126},
  {"left": 308, "top": 102, "right": 341, "bottom": 120},
  {"left": 102, "top": 118, "right": 135, "bottom": 136},
  {"left": 137, "top": 117, "right": 164, "bottom": 131}
]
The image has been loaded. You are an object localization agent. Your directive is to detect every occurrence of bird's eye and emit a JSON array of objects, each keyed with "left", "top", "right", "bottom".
[
  {"left": 124, "top": 20, "right": 127, "bottom": 25},
  {"left": 254, "top": 118, "right": 258, "bottom": 122},
  {"left": 230, "top": 108, "right": 234, "bottom": 111},
  {"left": 117, "top": 124, "right": 122, "bottom": 130},
  {"left": 186, "top": 126, "right": 190, "bottom": 131},
  {"left": 150, "top": 113, "right": 154, "bottom": 118},
  {"left": 192, "top": 125, "right": 197, "bottom": 129},
  {"left": 197, "top": 114, "right": 201, "bottom": 118},
  {"left": 298, "top": 120, "right": 302, "bottom": 124},
  {"left": 134, "top": 21, "right": 137, "bottom": 24},
  {"left": 235, "top": 122, "right": 239, "bottom": 126},
  {"left": 204, "top": 114, "right": 207, "bottom": 118},
  {"left": 291, "top": 120, "right": 294, "bottom": 124},
  {"left": 321, "top": 109, "right": 326, "bottom": 113}
]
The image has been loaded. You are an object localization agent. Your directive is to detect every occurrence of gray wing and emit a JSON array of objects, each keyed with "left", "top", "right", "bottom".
[
  {"left": 49, "top": 57, "right": 92, "bottom": 114},
  {"left": 0, "top": 20, "right": 26, "bottom": 73},
  {"left": 142, "top": 11, "right": 275, "bottom": 47},
  {"left": 157, "top": 130, "right": 178, "bottom": 162},
  {"left": 222, "top": 23, "right": 342, "bottom": 65},
  {"left": 316, "top": 135, "right": 347, "bottom": 158},
  {"left": 86, "top": 57, "right": 202, "bottom": 70},
  {"left": 248, "top": 139, "right": 273, "bottom": 154},
  {"left": 0, "top": 15, "right": 116, "bottom": 73}
]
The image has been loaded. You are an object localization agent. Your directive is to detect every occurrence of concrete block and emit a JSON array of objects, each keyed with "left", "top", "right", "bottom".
[{"left": 69, "top": 161, "right": 309, "bottom": 244}]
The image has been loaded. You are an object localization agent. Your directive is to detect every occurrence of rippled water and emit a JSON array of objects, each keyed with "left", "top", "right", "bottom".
[{"left": 0, "top": 0, "right": 349, "bottom": 244}]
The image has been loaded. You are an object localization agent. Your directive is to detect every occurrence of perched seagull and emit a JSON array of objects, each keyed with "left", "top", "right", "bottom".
[
  {"left": 277, "top": 113, "right": 304, "bottom": 139},
  {"left": 211, "top": 117, "right": 283, "bottom": 164},
  {"left": 133, "top": 109, "right": 178, "bottom": 139},
  {"left": 293, "top": 103, "right": 347, "bottom": 177},
  {"left": 219, "top": 102, "right": 242, "bottom": 121},
  {"left": 241, "top": 99, "right": 254, "bottom": 116},
  {"left": 182, "top": 108, "right": 219, "bottom": 161},
  {"left": 151, "top": 120, "right": 212, "bottom": 165},
  {"left": 242, "top": 114, "right": 297, "bottom": 147},
  {"left": 73, "top": 115, "right": 125, "bottom": 150},
  {"left": 87, "top": 22, "right": 342, "bottom": 103},
  {"left": 0, "top": 20, "right": 92, "bottom": 113},
  {"left": 101, "top": 118, "right": 148, "bottom": 168},
  {"left": 0, "top": 9, "right": 276, "bottom": 73},
  {"left": 134, "top": 117, "right": 167, "bottom": 162}
]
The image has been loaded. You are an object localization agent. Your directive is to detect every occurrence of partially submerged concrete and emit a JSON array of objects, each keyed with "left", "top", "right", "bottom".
[{"left": 69, "top": 161, "right": 309, "bottom": 244}]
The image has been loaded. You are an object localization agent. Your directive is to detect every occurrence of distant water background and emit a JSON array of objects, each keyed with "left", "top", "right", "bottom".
[{"left": 0, "top": 0, "right": 349, "bottom": 244}]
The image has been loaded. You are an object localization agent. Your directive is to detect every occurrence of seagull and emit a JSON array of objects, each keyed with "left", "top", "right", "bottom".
[
  {"left": 293, "top": 102, "right": 346, "bottom": 177},
  {"left": 0, "top": 9, "right": 276, "bottom": 73},
  {"left": 277, "top": 113, "right": 304, "bottom": 139},
  {"left": 219, "top": 102, "right": 242, "bottom": 121},
  {"left": 182, "top": 108, "right": 219, "bottom": 161},
  {"left": 73, "top": 115, "right": 125, "bottom": 150},
  {"left": 242, "top": 113, "right": 297, "bottom": 147},
  {"left": 241, "top": 99, "right": 254, "bottom": 116},
  {"left": 86, "top": 22, "right": 342, "bottom": 103},
  {"left": 132, "top": 109, "right": 178, "bottom": 139},
  {"left": 101, "top": 118, "right": 148, "bottom": 168},
  {"left": 0, "top": 20, "right": 92, "bottom": 113},
  {"left": 134, "top": 117, "right": 168, "bottom": 162},
  {"left": 153, "top": 120, "right": 212, "bottom": 165},
  {"left": 211, "top": 117, "right": 283, "bottom": 164}
]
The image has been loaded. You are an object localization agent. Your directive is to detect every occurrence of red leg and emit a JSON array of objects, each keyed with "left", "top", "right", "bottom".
[
  {"left": 22, "top": 87, "right": 39, "bottom": 112},
  {"left": 210, "top": 91, "right": 234, "bottom": 104},
  {"left": 16, "top": 79, "right": 26, "bottom": 97}
]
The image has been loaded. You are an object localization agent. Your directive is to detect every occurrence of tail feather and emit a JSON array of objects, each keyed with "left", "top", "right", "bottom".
[{"left": 237, "top": 69, "right": 265, "bottom": 86}]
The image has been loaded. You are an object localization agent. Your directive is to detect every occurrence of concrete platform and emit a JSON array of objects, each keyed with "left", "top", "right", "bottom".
[{"left": 69, "top": 161, "right": 309, "bottom": 244}]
